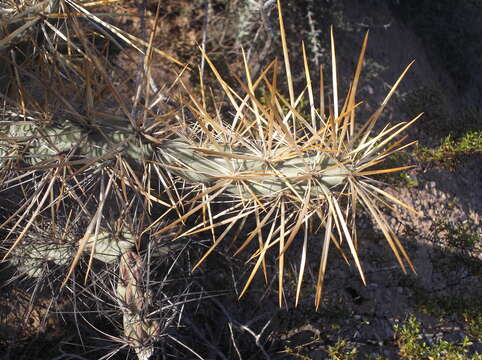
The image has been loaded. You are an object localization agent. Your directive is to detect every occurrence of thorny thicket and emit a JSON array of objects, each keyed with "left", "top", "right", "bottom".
[{"left": 1, "top": 0, "right": 421, "bottom": 358}]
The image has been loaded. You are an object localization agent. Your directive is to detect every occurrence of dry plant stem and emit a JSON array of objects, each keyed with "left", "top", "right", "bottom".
[
  {"left": 212, "top": 297, "right": 272, "bottom": 360},
  {"left": 117, "top": 250, "right": 160, "bottom": 360}
]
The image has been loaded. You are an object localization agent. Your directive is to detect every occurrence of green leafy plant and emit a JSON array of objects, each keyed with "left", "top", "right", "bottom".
[
  {"left": 326, "top": 338, "right": 358, "bottom": 360},
  {"left": 413, "top": 291, "right": 482, "bottom": 343},
  {"left": 417, "top": 131, "right": 482, "bottom": 170},
  {"left": 394, "top": 316, "right": 478, "bottom": 360}
]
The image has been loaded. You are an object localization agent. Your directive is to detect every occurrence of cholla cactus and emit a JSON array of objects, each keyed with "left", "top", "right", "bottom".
[
  {"left": 1, "top": 0, "right": 421, "bottom": 357},
  {"left": 0, "top": 1, "right": 184, "bottom": 358},
  {"left": 151, "top": 0, "right": 421, "bottom": 308}
]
